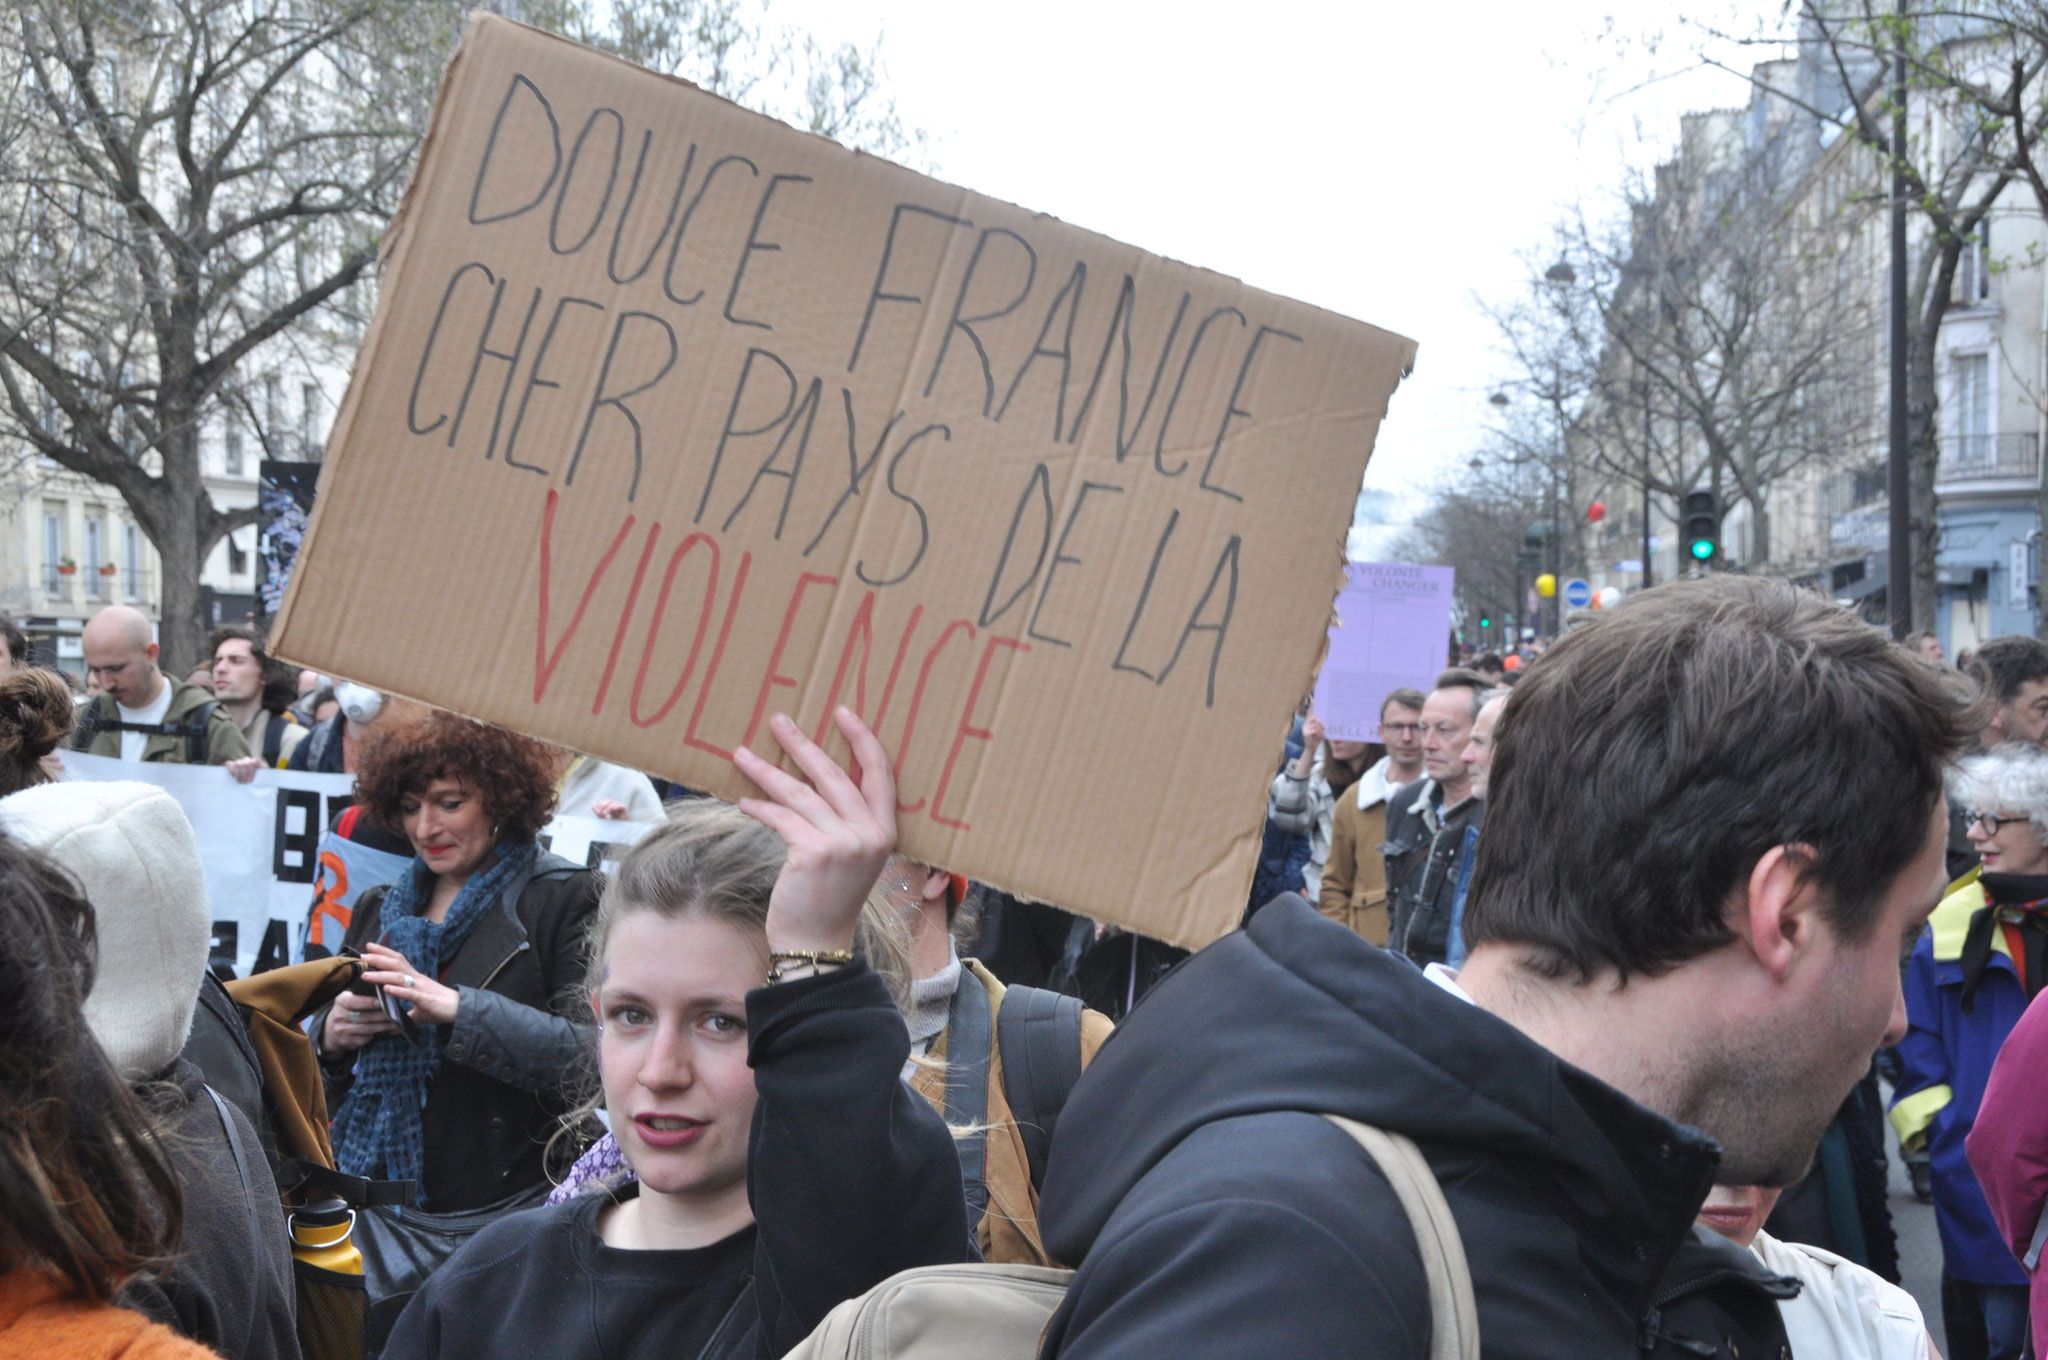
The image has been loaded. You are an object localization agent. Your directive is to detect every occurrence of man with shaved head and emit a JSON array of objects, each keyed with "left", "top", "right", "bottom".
[{"left": 76, "top": 605, "right": 248, "bottom": 764}]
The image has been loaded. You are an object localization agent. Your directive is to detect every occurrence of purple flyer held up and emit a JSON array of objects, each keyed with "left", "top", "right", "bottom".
[{"left": 1314, "top": 563, "right": 1455, "bottom": 742}]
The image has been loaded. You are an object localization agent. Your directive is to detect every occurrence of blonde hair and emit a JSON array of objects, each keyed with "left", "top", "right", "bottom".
[{"left": 550, "top": 800, "right": 917, "bottom": 1179}]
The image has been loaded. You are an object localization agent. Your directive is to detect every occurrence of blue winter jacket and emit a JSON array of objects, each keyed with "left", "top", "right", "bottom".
[{"left": 1890, "top": 876, "right": 2032, "bottom": 1284}]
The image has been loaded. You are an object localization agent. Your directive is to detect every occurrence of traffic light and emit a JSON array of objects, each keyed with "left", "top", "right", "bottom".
[
  {"left": 1479, "top": 613, "right": 1492, "bottom": 631},
  {"left": 1682, "top": 490, "right": 1718, "bottom": 565}
]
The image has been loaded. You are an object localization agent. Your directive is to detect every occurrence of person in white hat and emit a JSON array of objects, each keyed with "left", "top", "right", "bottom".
[{"left": 0, "top": 782, "right": 297, "bottom": 1360}]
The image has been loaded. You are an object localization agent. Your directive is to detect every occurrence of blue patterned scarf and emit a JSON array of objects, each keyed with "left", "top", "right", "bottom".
[{"left": 331, "top": 839, "right": 538, "bottom": 1197}]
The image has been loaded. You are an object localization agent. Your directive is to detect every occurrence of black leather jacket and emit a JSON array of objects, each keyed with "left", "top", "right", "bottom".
[{"left": 316, "top": 852, "right": 601, "bottom": 1211}]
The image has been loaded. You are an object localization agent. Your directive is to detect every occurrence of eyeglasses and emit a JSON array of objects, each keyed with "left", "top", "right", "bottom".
[
  {"left": 1967, "top": 810, "right": 2033, "bottom": 835},
  {"left": 1381, "top": 722, "right": 1423, "bottom": 736}
]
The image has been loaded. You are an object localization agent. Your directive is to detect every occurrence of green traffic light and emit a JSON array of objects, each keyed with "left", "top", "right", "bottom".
[
  {"left": 1480, "top": 616, "right": 1491, "bottom": 628},
  {"left": 1688, "top": 539, "right": 1715, "bottom": 561}
]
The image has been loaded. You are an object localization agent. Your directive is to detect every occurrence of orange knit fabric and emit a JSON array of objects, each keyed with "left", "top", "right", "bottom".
[{"left": 0, "top": 1271, "right": 219, "bottom": 1359}]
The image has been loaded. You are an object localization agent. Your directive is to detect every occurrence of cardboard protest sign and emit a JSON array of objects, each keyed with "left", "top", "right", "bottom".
[
  {"left": 1313, "top": 564, "right": 1455, "bottom": 743},
  {"left": 61, "top": 752, "right": 659, "bottom": 974},
  {"left": 273, "top": 15, "right": 1415, "bottom": 948}
]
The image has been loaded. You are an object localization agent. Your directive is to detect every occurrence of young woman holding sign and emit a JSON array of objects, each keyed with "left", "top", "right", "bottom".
[{"left": 380, "top": 708, "right": 973, "bottom": 1360}]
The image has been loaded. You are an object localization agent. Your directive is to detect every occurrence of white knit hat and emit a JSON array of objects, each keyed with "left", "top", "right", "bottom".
[{"left": 0, "top": 781, "right": 210, "bottom": 1078}]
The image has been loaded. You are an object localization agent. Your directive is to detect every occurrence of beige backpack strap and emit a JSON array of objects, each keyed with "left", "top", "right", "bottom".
[{"left": 1323, "top": 1115, "right": 1479, "bottom": 1360}]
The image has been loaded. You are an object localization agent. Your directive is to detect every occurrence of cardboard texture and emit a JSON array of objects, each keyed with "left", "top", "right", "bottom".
[{"left": 273, "top": 15, "right": 1416, "bottom": 948}]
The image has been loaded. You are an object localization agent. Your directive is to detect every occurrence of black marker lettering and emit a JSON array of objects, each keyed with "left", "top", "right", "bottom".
[
  {"left": 724, "top": 173, "right": 812, "bottom": 330},
  {"left": 802, "top": 391, "right": 901, "bottom": 556},
  {"left": 924, "top": 227, "right": 1037, "bottom": 414},
  {"left": 697, "top": 347, "right": 798, "bottom": 523},
  {"left": 978, "top": 463, "right": 1054, "bottom": 627},
  {"left": 1154, "top": 305, "right": 1247, "bottom": 477},
  {"left": 456, "top": 283, "right": 543, "bottom": 459},
  {"left": 565, "top": 310, "right": 678, "bottom": 502},
  {"left": 1155, "top": 535, "right": 1241, "bottom": 706},
  {"left": 1067, "top": 278, "right": 1190, "bottom": 457},
  {"left": 468, "top": 74, "right": 561, "bottom": 226},
  {"left": 608, "top": 138, "right": 695, "bottom": 285},
  {"left": 408, "top": 262, "right": 495, "bottom": 437},
  {"left": 1111, "top": 509, "right": 1179, "bottom": 681},
  {"left": 995, "top": 260, "right": 1086, "bottom": 435},
  {"left": 1026, "top": 480, "right": 1124, "bottom": 647},
  {"left": 854, "top": 424, "right": 949, "bottom": 588},
  {"left": 1200, "top": 325, "right": 1304, "bottom": 503},
  {"left": 847, "top": 203, "right": 973, "bottom": 373},
  {"left": 502, "top": 295, "right": 606, "bottom": 477},
  {"left": 548, "top": 107, "right": 625, "bottom": 256},
  {"left": 723, "top": 378, "right": 823, "bottom": 537},
  {"left": 661, "top": 154, "right": 760, "bottom": 307}
]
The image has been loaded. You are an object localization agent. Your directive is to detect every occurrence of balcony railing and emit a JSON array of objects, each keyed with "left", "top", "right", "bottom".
[{"left": 1938, "top": 432, "right": 2039, "bottom": 483}]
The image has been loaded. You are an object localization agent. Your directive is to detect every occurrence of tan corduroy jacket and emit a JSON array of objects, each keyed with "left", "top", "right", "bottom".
[
  {"left": 909, "top": 960, "right": 1114, "bottom": 1266},
  {"left": 1317, "top": 784, "right": 1391, "bottom": 946}
]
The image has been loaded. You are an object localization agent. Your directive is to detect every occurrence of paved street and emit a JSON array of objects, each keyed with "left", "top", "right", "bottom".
[{"left": 1887, "top": 1110, "right": 1944, "bottom": 1342}]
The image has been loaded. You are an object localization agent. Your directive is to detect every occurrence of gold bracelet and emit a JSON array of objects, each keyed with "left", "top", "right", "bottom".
[{"left": 766, "top": 950, "right": 855, "bottom": 985}]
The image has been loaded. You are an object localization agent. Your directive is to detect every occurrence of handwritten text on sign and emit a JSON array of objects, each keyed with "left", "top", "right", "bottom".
[{"left": 274, "top": 16, "right": 1415, "bottom": 947}]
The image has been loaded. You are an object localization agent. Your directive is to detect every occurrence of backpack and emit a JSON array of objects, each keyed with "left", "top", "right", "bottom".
[
  {"left": 783, "top": 1115, "right": 1478, "bottom": 1360},
  {"left": 73, "top": 692, "right": 220, "bottom": 762},
  {"left": 262, "top": 709, "right": 299, "bottom": 766}
]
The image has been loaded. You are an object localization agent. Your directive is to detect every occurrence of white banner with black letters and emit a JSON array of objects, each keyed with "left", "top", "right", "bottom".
[{"left": 58, "top": 752, "right": 659, "bottom": 975}]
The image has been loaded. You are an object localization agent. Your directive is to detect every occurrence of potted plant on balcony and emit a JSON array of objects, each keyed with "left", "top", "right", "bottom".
[
  {"left": 98, "top": 561, "right": 118, "bottom": 576},
  {"left": 55, "top": 556, "right": 76, "bottom": 576}
]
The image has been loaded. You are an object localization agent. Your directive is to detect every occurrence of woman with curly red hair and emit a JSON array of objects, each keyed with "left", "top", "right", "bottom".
[{"left": 315, "top": 709, "right": 600, "bottom": 1218}]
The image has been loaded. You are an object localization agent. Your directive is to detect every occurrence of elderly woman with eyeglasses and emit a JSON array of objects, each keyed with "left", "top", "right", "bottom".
[{"left": 1891, "top": 741, "right": 2048, "bottom": 1360}]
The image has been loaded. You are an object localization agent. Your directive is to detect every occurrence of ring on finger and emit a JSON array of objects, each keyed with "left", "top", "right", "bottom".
[{"left": 403, "top": 975, "right": 415, "bottom": 990}]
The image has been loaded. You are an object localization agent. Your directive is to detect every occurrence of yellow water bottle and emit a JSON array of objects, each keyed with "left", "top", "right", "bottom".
[
  {"left": 290, "top": 1197, "right": 365, "bottom": 1360},
  {"left": 289, "top": 1197, "right": 363, "bottom": 1274}
]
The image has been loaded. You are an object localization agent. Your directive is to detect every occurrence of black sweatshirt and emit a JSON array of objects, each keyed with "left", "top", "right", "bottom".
[{"left": 382, "top": 960, "right": 972, "bottom": 1360}]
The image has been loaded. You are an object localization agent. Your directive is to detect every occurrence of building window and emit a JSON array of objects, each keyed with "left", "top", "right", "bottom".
[
  {"left": 1957, "top": 353, "right": 1991, "bottom": 465},
  {"left": 265, "top": 373, "right": 283, "bottom": 451},
  {"left": 84, "top": 516, "right": 104, "bottom": 599},
  {"left": 224, "top": 420, "right": 243, "bottom": 478},
  {"left": 42, "top": 509, "right": 64, "bottom": 598},
  {"left": 301, "top": 382, "right": 321, "bottom": 458},
  {"left": 123, "top": 522, "right": 142, "bottom": 602},
  {"left": 227, "top": 532, "right": 248, "bottom": 577},
  {"left": 1957, "top": 220, "right": 1991, "bottom": 304}
]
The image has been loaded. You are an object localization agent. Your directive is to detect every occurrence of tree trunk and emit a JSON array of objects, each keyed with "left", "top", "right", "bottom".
[
  {"left": 1909, "top": 326, "right": 1942, "bottom": 630},
  {"left": 1747, "top": 493, "right": 1771, "bottom": 566},
  {"left": 153, "top": 509, "right": 206, "bottom": 678}
]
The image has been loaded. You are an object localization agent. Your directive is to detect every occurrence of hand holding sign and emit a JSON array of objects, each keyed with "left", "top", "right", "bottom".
[{"left": 737, "top": 707, "right": 896, "bottom": 963}]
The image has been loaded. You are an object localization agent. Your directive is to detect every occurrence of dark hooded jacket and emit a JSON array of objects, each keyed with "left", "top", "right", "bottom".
[{"left": 1037, "top": 898, "right": 1792, "bottom": 1360}]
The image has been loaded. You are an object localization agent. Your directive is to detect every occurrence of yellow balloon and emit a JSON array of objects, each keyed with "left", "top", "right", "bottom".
[{"left": 1535, "top": 573, "right": 1557, "bottom": 598}]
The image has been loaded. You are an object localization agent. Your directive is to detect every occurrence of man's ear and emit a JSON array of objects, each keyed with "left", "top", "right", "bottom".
[{"left": 1733, "top": 844, "right": 1823, "bottom": 980}]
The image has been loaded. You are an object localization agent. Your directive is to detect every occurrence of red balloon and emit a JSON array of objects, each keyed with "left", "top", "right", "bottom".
[{"left": 1586, "top": 501, "right": 1607, "bottom": 523}]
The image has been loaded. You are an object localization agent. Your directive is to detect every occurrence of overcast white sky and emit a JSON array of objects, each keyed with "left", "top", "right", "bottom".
[{"left": 766, "top": 0, "right": 1787, "bottom": 553}]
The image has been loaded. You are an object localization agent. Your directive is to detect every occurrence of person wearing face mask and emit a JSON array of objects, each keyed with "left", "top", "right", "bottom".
[
  {"left": 380, "top": 710, "right": 973, "bottom": 1360},
  {"left": 1692, "top": 1184, "right": 1936, "bottom": 1360},
  {"left": 286, "top": 680, "right": 385, "bottom": 774},
  {"left": 1892, "top": 741, "right": 2048, "bottom": 1360}
]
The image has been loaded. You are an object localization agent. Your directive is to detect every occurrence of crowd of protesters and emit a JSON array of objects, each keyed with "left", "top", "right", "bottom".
[{"left": 5, "top": 579, "right": 2048, "bottom": 1359}]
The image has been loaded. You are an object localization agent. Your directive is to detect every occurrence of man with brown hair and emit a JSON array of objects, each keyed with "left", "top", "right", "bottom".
[
  {"left": 1038, "top": 579, "right": 1966, "bottom": 1360},
  {"left": 210, "top": 624, "right": 305, "bottom": 773}
]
